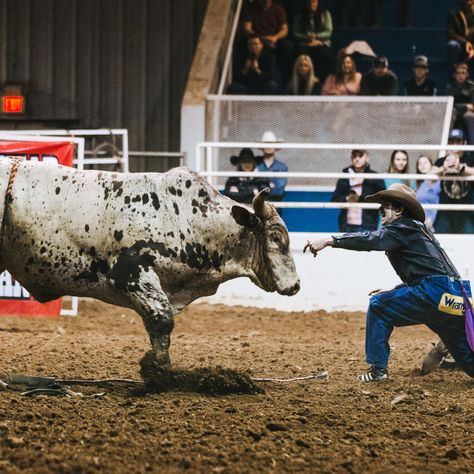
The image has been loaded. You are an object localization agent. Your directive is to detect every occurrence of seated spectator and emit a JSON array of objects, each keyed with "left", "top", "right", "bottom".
[
  {"left": 385, "top": 150, "right": 415, "bottom": 189},
  {"left": 446, "top": 62, "right": 474, "bottom": 143},
  {"left": 360, "top": 56, "right": 399, "bottom": 95},
  {"left": 403, "top": 55, "right": 438, "bottom": 96},
  {"left": 224, "top": 148, "right": 269, "bottom": 204},
  {"left": 446, "top": 0, "right": 474, "bottom": 77},
  {"left": 322, "top": 52, "right": 362, "bottom": 95},
  {"left": 227, "top": 34, "right": 282, "bottom": 95},
  {"left": 431, "top": 129, "right": 474, "bottom": 233},
  {"left": 286, "top": 54, "right": 322, "bottom": 95},
  {"left": 240, "top": 0, "right": 294, "bottom": 86},
  {"left": 292, "top": 0, "right": 333, "bottom": 82},
  {"left": 415, "top": 155, "right": 440, "bottom": 232},
  {"left": 331, "top": 149, "right": 385, "bottom": 232},
  {"left": 256, "top": 130, "right": 288, "bottom": 201}
]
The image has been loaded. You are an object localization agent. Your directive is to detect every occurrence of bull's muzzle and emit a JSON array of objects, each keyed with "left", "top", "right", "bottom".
[{"left": 279, "top": 280, "right": 300, "bottom": 296}]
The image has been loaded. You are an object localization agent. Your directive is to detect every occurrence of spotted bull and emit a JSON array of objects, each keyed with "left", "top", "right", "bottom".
[{"left": 0, "top": 160, "right": 300, "bottom": 365}]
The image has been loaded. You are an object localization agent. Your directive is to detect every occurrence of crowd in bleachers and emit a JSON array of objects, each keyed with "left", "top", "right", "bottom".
[
  {"left": 228, "top": 0, "right": 474, "bottom": 144},
  {"left": 225, "top": 1, "right": 474, "bottom": 234}
]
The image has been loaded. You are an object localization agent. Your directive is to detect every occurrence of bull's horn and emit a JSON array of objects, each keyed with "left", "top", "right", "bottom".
[{"left": 252, "top": 187, "right": 273, "bottom": 220}]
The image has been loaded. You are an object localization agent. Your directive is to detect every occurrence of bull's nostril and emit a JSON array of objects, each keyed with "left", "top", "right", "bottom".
[{"left": 291, "top": 282, "right": 300, "bottom": 294}]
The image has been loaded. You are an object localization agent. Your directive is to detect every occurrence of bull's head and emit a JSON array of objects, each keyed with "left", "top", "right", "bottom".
[{"left": 231, "top": 188, "right": 300, "bottom": 296}]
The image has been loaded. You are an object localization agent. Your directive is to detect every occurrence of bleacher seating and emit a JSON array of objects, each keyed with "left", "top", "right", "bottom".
[{"left": 331, "top": 0, "right": 455, "bottom": 93}]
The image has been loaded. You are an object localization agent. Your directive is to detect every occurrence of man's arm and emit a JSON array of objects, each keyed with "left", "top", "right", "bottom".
[
  {"left": 304, "top": 238, "right": 333, "bottom": 257},
  {"left": 263, "top": 23, "right": 288, "bottom": 46},
  {"left": 331, "top": 177, "right": 350, "bottom": 202},
  {"left": 461, "top": 164, "right": 474, "bottom": 175}
]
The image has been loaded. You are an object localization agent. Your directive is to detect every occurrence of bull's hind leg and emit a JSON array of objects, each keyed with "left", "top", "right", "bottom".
[{"left": 123, "top": 269, "right": 174, "bottom": 366}]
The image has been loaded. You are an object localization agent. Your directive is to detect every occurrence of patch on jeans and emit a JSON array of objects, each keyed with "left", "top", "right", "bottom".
[{"left": 438, "top": 293, "right": 473, "bottom": 316}]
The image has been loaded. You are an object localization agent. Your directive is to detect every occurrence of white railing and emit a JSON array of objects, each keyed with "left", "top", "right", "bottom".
[
  {"left": 217, "top": 0, "right": 244, "bottom": 95},
  {"left": 0, "top": 129, "right": 129, "bottom": 172},
  {"left": 196, "top": 141, "right": 474, "bottom": 212}
]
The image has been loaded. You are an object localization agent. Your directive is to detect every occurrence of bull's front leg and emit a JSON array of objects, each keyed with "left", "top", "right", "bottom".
[{"left": 121, "top": 269, "right": 174, "bottom": 366}]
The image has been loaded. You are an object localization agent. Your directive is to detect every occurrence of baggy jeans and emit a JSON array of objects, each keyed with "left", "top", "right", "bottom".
[{"left": 366, "top": 275, "right": 474, "bottom": 377}]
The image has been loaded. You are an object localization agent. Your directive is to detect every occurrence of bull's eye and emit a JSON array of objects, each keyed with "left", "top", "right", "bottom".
[{"left": 269, "top": 233, "right": 287, "bottom": 251}]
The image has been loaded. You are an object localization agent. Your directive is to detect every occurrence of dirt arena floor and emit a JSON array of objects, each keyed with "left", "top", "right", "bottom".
[{"left": 0, "top": 299, "right": 473, "bottom": 474}]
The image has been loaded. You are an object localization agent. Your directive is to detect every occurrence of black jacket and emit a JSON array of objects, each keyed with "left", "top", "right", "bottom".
[
  {"left": 331, "top": 165, "right": 386, "bottom": 231},
  {"left": 360, "top": 70, "right": 399, "bottom": 96},
  {"left": 332, "top": 217, "right": 460, "bottom": 286},
  {"left": 445, "top": 79, "right": 474, "bottom": 115},
  {"left": 224, "top": 176, "right": 269, "bottom": 204},
  {"left": 403, "top": 77, "right": 437, "bottom": 96},
  {"left": 447, "top": 7, "right": 474, "bottom": 47}
]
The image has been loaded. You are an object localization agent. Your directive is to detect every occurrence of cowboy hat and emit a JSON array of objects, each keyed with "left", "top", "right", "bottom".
[
  {"left": 230, "top": 148, "right": 261, "bottom": 166},
  {"left": 260, "top": 130, "right": 283, "bottom": 143},
  {"left": 365, "top": 183, "right": 425, "bottom": 222}
]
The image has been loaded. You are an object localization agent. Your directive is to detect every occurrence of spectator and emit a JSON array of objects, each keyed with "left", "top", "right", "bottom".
[
  {"left": 224, "top": 148, "right": 269, "bottom": 204},
  {"left": 292, "top": 0, "right": 333, "bottom": 82},
  {"left": 227, "top": 34, "right": 282, "bottom": 95},
  {"left": 415, "top": 155, "right": 441, "bottom": 232},
  {"left": 385, "top": 150, "right": 415, "bottom": 189},
  {"left": 360, "top": 56, "right": 399, "bottom": 95},
  {"left": 256, "top": 131, "right": 288, "bottom": 201},
  {"left": 286, "top": 54, "right": 322, "bottom": 95},
  {"left": 431, "top": 128, "right": 474, "bottom": 233},
  {"left": 240, "top": 0, "right": 294, "bottom": 86},
  {"left": 403, "top": 55, "right": 438, "bottom": 96},
  {"left": 445, "top": 62, "right": 474, "bottom": 142},
  {"left": 331, "top": 149, "right": 386, "bottom": 232},
  {"left": 322, "top": 52, "right": 362, "bottom": 95},
  {"left": 446, "top": 0, "right": 474, "bottom": 76}
]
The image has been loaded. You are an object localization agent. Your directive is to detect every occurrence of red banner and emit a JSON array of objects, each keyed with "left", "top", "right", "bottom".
[{"left": 0, "top": 140, "right": 74, "bottom": 318}]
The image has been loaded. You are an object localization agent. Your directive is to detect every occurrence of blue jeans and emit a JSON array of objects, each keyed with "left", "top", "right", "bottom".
[{"left": 366, "top": 276, "right": 474, "bottom": 377}]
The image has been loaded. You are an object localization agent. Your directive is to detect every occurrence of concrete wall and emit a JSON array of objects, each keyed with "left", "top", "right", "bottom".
[
  {"left": 197, "top": 233, "right": 474, "bottom": 313},
  {"left": 181, "top": 0, "right": 237, "bottom": 169}
]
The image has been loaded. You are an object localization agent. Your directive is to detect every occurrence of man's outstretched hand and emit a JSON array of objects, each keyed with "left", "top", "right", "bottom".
[{"left": 303, "top": 238, "right": 333, "bottom": 257}]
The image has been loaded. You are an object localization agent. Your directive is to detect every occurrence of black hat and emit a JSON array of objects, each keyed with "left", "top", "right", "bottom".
[
  {"left": 413, "top": 55, "right": 429, "bottom": 68},
  {"left": 374, "top": 56, "right": 388, "bottom": 68},
  {"left": 230, "top": 148, "right": 259, "bottom": 166}
]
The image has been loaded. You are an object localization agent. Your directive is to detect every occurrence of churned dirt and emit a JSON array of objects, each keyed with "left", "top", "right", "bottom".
[{"left": 0, "top": 299, "right": 473, "bottom": 474}]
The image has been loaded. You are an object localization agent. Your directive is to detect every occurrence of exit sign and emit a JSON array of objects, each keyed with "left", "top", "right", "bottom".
[{"left": 3, "top": 95, "right": 24, "bottom": 113}]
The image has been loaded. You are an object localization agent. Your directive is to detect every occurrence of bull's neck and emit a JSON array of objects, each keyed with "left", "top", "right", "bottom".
[{"left": 217, "top": 220, "right": 259, "bottom": 281}]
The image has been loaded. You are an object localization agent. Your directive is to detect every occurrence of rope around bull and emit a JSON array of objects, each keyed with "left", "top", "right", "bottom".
[{"left": 0, "top": 157, "right": 23, "bottom": 251}]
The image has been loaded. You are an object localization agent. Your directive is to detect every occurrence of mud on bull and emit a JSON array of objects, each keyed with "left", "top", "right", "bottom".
[{"left": 0, "top": 160, "right": 300, "bottom": 366}]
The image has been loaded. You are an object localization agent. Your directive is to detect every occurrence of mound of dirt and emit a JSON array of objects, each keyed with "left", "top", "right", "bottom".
[{"left": 139, "top": 351, "right": 264, "bottom": 395}]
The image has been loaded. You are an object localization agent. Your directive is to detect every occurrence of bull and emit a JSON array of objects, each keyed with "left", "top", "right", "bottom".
[{"left": 0, "top": 160, "right": 300, "bottom": 366}]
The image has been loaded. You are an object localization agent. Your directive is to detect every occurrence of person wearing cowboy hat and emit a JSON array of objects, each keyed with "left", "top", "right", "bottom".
[
  {"left": 304, "top": 183, "right": 474, "bottom": 382},
  {"left": 256, "top": 130, "right": 288, "bottom": 202},
  {"left": 224, "top": 148, "right": 269, "bottom": 204}
]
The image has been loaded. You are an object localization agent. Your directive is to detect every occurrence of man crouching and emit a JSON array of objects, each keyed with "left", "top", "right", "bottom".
[{"left": 304, "top": 183, "right": 474, "bottom": 382}]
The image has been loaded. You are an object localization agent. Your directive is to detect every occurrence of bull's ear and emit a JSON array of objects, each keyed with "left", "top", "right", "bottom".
[{"left": 231, "top": 205, "right": 260, "bottom": 229}]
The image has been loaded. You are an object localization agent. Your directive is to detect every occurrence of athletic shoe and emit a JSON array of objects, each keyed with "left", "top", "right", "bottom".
[
  {"left": 357, "top": 366, "right": 388, "bottom": 382},
  {"left": 421, "top": 340, "right": 448, "bottom": 375}
]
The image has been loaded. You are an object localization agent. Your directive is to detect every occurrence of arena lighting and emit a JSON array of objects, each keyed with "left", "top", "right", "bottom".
[{"left": 1, "top": 84, "right": 26, "bottom": 114}]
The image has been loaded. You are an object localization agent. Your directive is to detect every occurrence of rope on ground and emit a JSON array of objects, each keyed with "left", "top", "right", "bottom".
[{"left": 251, "top": 371, "right": 329, "bottom": 382}]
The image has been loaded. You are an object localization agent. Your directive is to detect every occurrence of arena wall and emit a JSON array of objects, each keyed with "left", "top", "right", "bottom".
[{"left": 198, "top": 233, "right": 474, "bottom": 312}]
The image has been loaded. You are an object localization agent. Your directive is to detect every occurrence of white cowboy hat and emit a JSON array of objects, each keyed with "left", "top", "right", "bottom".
[
  {"left": 260, "top": 131, "right": 283, "bottom": 143},
  {"left": 365, "top": 183, "right": 425, "bottom": 222}
]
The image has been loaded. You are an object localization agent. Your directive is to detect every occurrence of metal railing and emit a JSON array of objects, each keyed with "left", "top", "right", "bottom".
[{"left": 196, "top": 141, "right": 474, "bottom": 212}]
